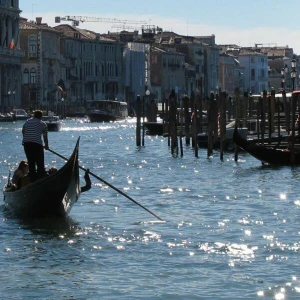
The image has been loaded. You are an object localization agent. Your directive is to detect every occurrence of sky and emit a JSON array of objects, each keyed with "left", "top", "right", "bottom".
[{"left": 19, "top": 0, "right": 300, "bottom": 54}]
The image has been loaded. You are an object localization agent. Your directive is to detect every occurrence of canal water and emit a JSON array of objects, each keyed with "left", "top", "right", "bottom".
[{"left": 0, "top": 118, "right": 300, "bottom": 299}]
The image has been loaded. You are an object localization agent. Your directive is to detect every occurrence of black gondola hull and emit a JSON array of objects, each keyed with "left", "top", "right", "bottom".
[
  {"left": 233, "top": 127, "right": 300, "bottom": 165},
  {"left": 3, "top": 138, "right": 80, "bottom": 217}
]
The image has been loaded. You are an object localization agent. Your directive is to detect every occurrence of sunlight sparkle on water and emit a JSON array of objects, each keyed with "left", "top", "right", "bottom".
[
  {"left": 245, "top": 230, "right": 251, "bottom": 236},
  {"left": 160, "top": 187, "right": 173, "bottom": 193},
  {"left": 257, "top": 290, "right": 264, "bottom": 296},
  {"left": 275, "top": 289, "right": 285, "bottom": 300},
  {"left": 280, "top": 193, "right": 287, "bottom": 200},
  {"left": 239, "top": 218, "right": 250, "bottom": 224}
]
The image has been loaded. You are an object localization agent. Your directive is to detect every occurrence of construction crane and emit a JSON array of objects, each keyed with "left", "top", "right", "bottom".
[
  {"left": 111, "top": 24, "right": 163, "bottom": 33},
  {"left": 55, "top": 15, "right": 147, "bottom": 27}
]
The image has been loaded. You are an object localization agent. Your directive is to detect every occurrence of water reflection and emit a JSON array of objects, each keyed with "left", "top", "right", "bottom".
[{"left": 3, "top": 208, "right": 80, "bottom": 238}]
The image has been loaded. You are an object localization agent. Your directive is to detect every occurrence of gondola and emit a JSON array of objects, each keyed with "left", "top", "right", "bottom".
[
  {"left": 233, "top": 126, "right": 300, "bottom": 165},
  {"left": 3, "top": 137, "right": 84, "bottom": 217},
  {"left": 143, "top": 121, "right": 165, "bottom": 135}
]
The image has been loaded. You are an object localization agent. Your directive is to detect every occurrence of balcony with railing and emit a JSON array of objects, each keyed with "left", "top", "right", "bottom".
[{"left": 0, "top": 47, "right": 25, "bottom": 59}]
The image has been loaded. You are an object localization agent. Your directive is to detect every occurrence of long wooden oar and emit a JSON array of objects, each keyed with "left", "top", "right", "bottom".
[{"left": 47, "top": 148, "right": 164, "bottom": 221}]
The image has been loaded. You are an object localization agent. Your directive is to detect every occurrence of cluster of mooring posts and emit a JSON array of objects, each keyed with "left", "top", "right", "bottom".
[{"left": 136, "top": 87, "right": 300, "bottom": 160}]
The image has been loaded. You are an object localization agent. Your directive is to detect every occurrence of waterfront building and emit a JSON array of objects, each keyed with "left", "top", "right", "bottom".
[
  {"left": 154, "top": 32, "right": 219, "bottom": 100},
  {"left": 123, "top": 42, "right": 150, "bottom": 111},
  {"left": 19, "top": 17, "right": 61, "bottom": 110},
  {"left": 219, "top": 52, "right": 245, "bottom": 97},
  {"left": 150, "top": 45, "right": 185, "bottom": 101},
  {"left": 238, "top": 49, "right": 269, "bottom": 94},
  {"left": 55, "top": 24, "right": 125, "bottom": 103},
  {"left": 194, "top": 35, "right": 219, "bottom": 98},
  {"left": 254, "top": 46, "right": 296, "bottom": 92},
  {"left": 221, "top": 45, "right": 269, "bottom": 94},
  {"left": 0, "top": 0, "right": 24, "bottom": 112},
  {"left": 154, "top": 32, "right": 203, "bottom": 99},
  {"left": 55, "top": 24, "right": 84, "bottom": 111}
]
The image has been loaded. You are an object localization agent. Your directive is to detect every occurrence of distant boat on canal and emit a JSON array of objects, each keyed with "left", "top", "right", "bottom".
[
  {"left": 86, "top": 100, "right": 128, "bottom": 122},
  {"left": 12, "top": 109, "right": 30, "bottom": 121},
  {"left": 42, "top": 114, "right": 63, "bottom": 131}
]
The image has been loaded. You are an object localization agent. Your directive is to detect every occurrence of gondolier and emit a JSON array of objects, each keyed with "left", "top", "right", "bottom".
[{"left": 22, "top": 110, "right": 49, "bottom": 182}]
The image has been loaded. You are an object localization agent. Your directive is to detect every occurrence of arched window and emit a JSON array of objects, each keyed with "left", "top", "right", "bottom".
[
  {"left": 23, "top": 68, "right": 29, "bottom": 84},
  {"left": 30, "top": 68, "right": 36, "bottom": 84},
  {"left": 29, "top": 36, "right": 36, "bottom": 53}
]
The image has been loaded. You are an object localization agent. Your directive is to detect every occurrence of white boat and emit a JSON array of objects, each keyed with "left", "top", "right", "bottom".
[
  {"left": 13, "top": 109, "right": 29, "bottom": 120},
  {"left": 86, "top": 100, "right": 128, "bottom": 122}
]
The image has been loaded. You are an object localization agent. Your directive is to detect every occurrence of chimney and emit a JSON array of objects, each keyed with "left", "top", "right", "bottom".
[{"left": 36, "top": 17, "right": 42, "bottom": 25}]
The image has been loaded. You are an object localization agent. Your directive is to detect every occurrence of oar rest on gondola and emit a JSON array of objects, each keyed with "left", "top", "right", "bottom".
[{"left": 233, "top": 125, "right": 300, "bottom": 165}]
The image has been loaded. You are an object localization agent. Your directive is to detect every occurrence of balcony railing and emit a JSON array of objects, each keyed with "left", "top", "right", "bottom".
[{"left": 0, "top": 47, "right": 25, "bottom": 58}]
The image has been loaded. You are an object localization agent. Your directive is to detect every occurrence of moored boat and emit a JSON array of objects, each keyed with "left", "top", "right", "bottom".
[
  {"left": 233, "top": 125, "right": 300, "bottom": 165},
  {"left": 3, "top": 137, "right": 83, "bottom": 217},
  {"left": 0, "top": 113, "right": 14, "bottom": 122},
  {"left": 86, "top": 100, "right": 128, "bottom": 122},
  {"left": 144, "top": 121, "right": 166, "bottom": 135},
  {"left": 13, "top": 109, "right": 29, "bottom": 121}
]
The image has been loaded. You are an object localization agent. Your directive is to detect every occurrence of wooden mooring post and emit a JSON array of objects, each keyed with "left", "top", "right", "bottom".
[
  {"left": 136, "top": 95, "right": 142, "bottom": 146},
  {"left": 234, "top": 88, "right": 240, "bottom": 162},
  {"left": 183, "top": 95, "right": 190, "bottom": 146},
  {"left": 219, "top": 91, "right": 227, "bottom": 160},
  {"left": 283, "top": 90, "right": 291, "bottom": 134},
  {"left": 168, "top": 90, "right": 178, "bottom": 156},
  {"left": 290, "top": 92, "right": 297, "bottom": 165},
  {"left": 207, "top": 92, "right": 217, "bottom": 157},
  {"left": 191, "top": 91, "right": 198, "bottom": 157}
]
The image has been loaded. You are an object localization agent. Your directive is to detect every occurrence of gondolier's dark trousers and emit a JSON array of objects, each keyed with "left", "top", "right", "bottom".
[{"left": 23, "top": 142, "right": 46, "bottom": 182}]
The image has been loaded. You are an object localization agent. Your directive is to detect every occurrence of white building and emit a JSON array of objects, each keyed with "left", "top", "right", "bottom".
[
  {"left": 238, "top": 51, "right": 269, "bottom": 94},
  {"left": 123, "top": 42, "right": 150, "bottom": 108}
]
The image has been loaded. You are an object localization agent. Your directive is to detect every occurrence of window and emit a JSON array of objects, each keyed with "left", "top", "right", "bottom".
[
  {"left": 30, "top": 68, "right": 36, "bottom": 84},
  {"left": 29, "top": 36, "right": 36, "bottom": 53},
  {"left": 115, "top": 64, "right": 118, "bottom": 77},
  {"left": 251, "top": 69, "right": 255, "bottom": 78},
  {"left": 251, "top": 57, "right": 255, "bottom": 63},
  {"left": 23, "top": 69, "right": 29, "bottom": 84}
]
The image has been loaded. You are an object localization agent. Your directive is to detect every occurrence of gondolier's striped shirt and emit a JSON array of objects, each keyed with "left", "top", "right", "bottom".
[{"left": 22, "top": 117, "right": 48, "bottom": 145}]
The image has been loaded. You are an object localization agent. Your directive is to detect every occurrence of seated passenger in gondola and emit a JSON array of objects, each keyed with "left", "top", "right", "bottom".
[{"left": 11, "top": 160, "right": 30, "bottom": 189}]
